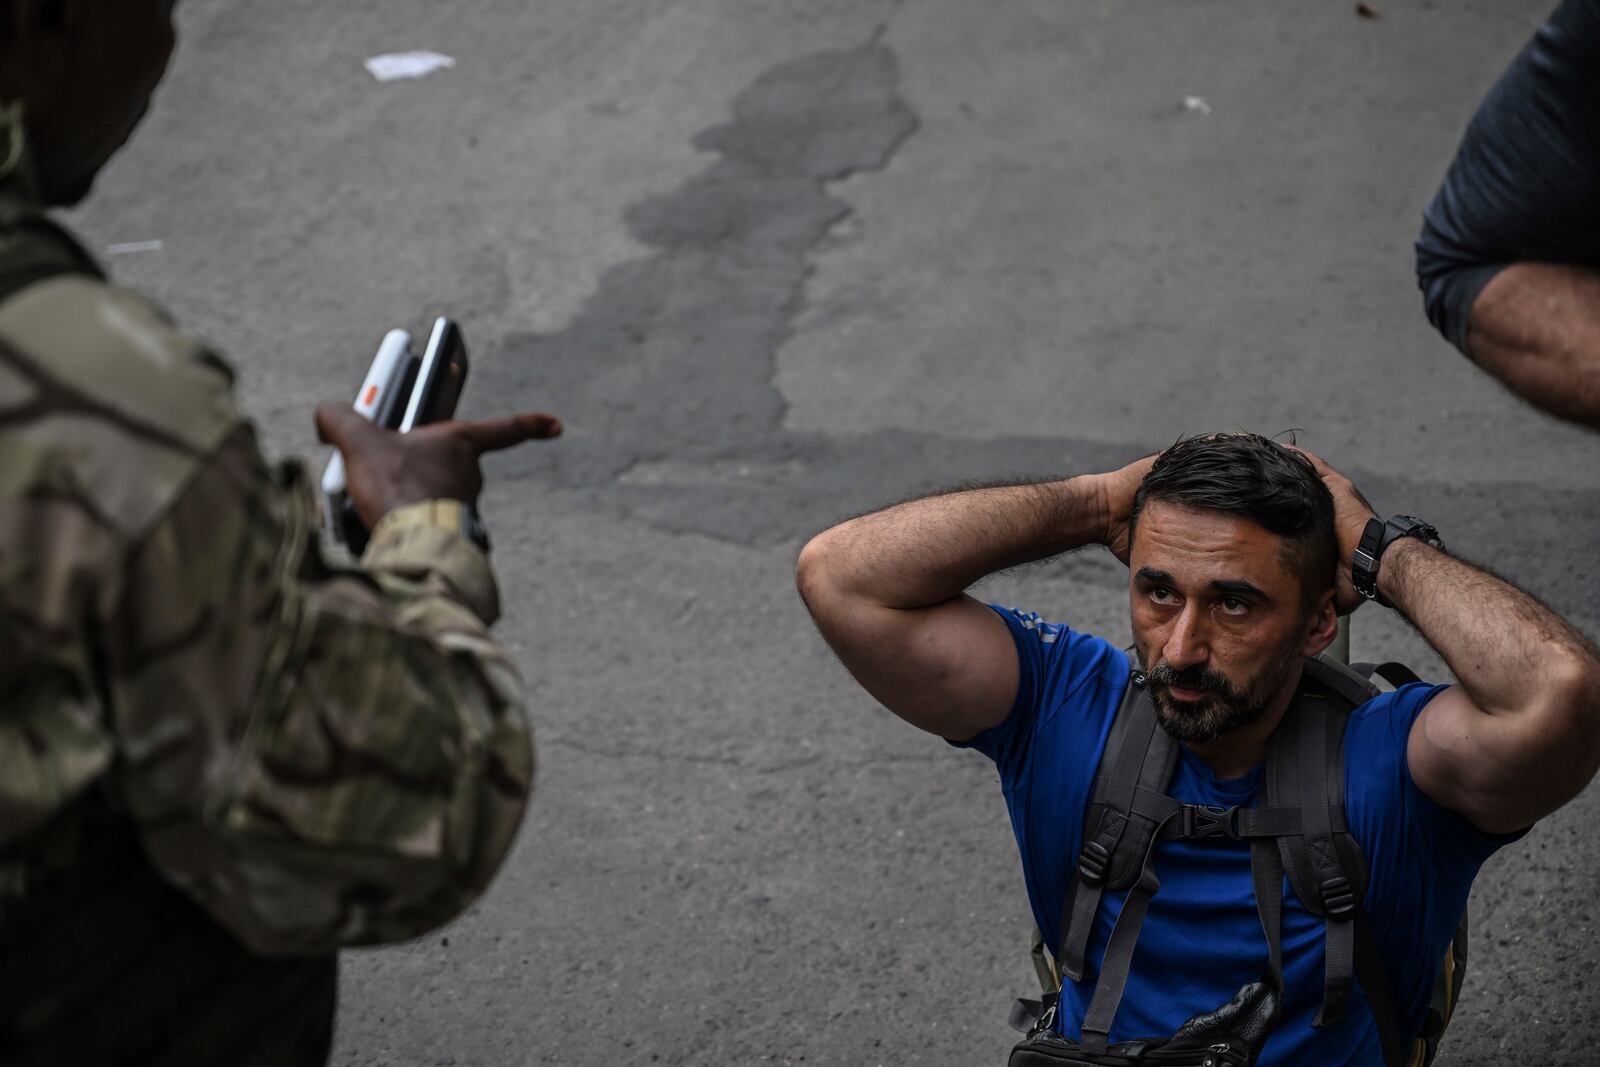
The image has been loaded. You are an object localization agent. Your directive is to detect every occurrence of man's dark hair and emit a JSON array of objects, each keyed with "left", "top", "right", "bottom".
[{"left": 1129, "top": 433, "right": 1338, "bottom": 607}]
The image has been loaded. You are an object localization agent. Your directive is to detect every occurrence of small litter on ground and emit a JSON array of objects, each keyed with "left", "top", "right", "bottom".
[{"left": 364, "top": 52, "right": 456, "bottom": 83}]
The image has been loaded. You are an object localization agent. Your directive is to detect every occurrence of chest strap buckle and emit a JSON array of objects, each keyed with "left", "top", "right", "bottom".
[{"left": 1182, "top": 804, "right": 1242, "bottom": 839}]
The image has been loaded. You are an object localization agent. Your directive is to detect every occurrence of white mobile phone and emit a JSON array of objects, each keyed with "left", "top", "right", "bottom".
[{"left": 323, "top": 329, "right": 413, "bottom": 540}]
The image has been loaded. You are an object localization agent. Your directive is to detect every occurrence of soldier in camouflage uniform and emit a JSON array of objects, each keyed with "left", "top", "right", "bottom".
[{"left": 0, "top": 3, "right": 561, "bottom": 1063}]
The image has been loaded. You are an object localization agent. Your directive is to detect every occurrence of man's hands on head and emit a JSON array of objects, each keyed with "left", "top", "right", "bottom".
[
  {"left": 1096, "top": 452, "right": 1158, "bottom": 565},
  {"left": 1281, "top": 451, "right": 1600, "bottom": 834},
  {"left": 314, "top": 401, "right": 562, "bottom": 530},
  {"left": 1288, "top": 447, "right": 1375, "bottom": 616},
  {"left": 1104, "top": 440, "right": 1373, "bottom": 605},
  {"left": 797, "top": 457, "right": 1162, "bottom": 743}
]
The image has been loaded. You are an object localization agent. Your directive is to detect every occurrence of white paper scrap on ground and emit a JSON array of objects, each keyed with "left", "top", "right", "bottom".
[
  {"left": 1182, "top": 95, "right": 1212, "bottom": 115},
  {"left": 105, "top": 240, "right": 164, "bottom": 255},
  {"left": 364, "top": 51, "right": 456, "bottom": 82}
]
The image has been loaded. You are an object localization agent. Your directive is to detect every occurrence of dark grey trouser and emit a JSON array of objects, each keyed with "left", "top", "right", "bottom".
[{"left": 1414, "top": 0, "right": 1600, "bottom": 357}]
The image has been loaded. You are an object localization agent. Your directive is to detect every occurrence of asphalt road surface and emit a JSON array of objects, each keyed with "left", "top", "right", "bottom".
[{"left": 70, "top": 1, "right": 1599, "bottom": 1063}]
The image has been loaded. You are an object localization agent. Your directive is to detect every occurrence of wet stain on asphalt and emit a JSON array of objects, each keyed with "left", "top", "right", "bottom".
[{"left": 483, "top": 39, "right": 1149, "bottom": 542}]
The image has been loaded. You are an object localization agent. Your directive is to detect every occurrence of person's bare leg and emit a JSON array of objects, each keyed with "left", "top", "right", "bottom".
[{"left": 1467, "top": 262, "right": 1600, "bottom": 429}]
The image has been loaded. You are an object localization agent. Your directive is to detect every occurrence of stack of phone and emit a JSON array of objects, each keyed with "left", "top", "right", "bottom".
[{"left": 322, "top": 316, "right": 470, "bottom": 554}]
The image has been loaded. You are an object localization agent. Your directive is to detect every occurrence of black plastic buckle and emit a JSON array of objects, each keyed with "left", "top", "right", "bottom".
[
  {"left": 1183, "top": 804, "right": 1240, "bottom": 839},
  {"left": 1321, "top": 874, "right": 1357, "bottom": 918},
  {"left": 1077, "top": 840, "right": 1111, "bottom": 886}
]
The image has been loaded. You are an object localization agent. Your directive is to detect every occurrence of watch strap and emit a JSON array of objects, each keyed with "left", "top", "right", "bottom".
[
  {"left": 1351, "top": 515, "right": 1443, "bottom": 604},
  {"left": 1352, "top": 518, "right": 1386, "bottom": 601}
]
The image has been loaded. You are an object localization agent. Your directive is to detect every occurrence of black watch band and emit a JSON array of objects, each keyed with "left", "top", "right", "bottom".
[
  {"left": 461, "top": 503, "right": 492, "bottom": 554},
  {"left": 1351, "top": 514, "right": 1443, "bottom": 603}
]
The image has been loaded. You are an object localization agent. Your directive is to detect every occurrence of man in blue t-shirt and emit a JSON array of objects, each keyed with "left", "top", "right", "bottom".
[{"left": 796, "top": 433, "right": 1600, "bottom": 1066}]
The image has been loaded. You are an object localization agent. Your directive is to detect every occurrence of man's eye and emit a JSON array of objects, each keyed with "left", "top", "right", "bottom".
[
  {"left": 1150, "top": 587, "right": 1176, "bottom": 604},
  {"left": 1219, "top": 596, "right": 1248, "bottom": 615}
]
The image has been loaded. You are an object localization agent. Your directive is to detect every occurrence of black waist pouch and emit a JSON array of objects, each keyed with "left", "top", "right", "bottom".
[
  {"left": 1009, "top": 982, "right": 1276, "bottom": 1067},
  {"left": 1008, "top": 1031, "right": 1251, "bottom": 1067}
]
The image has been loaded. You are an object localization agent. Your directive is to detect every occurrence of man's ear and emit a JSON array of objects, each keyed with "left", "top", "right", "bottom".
[{"left": 1300, "top": 588, "right": 1339, "bottom": 657}]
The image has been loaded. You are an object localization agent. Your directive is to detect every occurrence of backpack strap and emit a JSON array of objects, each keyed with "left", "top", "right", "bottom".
[
  {"left": 1077, "top": 801, "right": 1181, "bottom": 1053},
  {"left": 1354, "top": 910, "right": 1412, "bottom": 1067},
  {"left": 1250, "top": 839, "right": 1286, "bottom": 998},
  {"left": 1079, "top": 767, "right": 1294, "bottom": 1057},
  {"left": 1268, "top": 657, "right": 1372, "bottom": 1028},
  {"left": 1270, "top": 655, "right": 1413, "bottom": 1067},
  {"left": 1056, "top": 650, "right": 1178, "bottom": 984},
  {"left": 1350, "top": 661, "right": 1425, "bottom": 692}
]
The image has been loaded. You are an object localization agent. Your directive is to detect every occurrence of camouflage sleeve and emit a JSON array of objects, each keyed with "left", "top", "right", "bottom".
[{"left": 105, "top": 425, "right": 534, "bottom": 956}]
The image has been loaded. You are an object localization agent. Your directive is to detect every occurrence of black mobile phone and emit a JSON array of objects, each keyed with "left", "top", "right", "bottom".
[
  {"left": 399, "top": 317, "right": 470, "bottom": 432},
  {"left": 328, "top": 317, "right": 471, "bottom": 555},
  {"left": 375, "top": 352, "right": 421, "bottom": 431}
]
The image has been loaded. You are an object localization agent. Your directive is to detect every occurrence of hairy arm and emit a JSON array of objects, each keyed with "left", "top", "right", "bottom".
[
  {"left": 1380, "top": 539, "right": 1600, "bottom": 834},
  {"left": 1412, "top": 0, "right": 1600, "bottom": 429},
  {"left": 1302, "top": 451, "right": 1600, "bottom": 835},
  {"left": 1465, "top": 263, "right": 1600, "bottom": 429},
  {"left": 796, "top": 461, "right": 1148, "bottom": 741}
]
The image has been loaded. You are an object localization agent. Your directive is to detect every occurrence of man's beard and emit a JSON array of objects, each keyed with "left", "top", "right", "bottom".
[{"left": 1146, "top": 650, "right": 1298, "bottom": 745}]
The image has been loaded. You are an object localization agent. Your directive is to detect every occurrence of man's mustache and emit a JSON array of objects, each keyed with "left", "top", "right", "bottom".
[{"left": 1147, "top": 662, "right": 1237, "bottom": 697}]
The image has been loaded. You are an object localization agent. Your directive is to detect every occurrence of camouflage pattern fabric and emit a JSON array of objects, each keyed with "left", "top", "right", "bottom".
[{"left": 0, "top": 150, "right": 534, "bottom": 1064}]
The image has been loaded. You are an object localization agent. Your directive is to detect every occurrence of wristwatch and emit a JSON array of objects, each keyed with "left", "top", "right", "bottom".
[{"left": 1351, "top": 515, "right": 1443, "bottom": 604}]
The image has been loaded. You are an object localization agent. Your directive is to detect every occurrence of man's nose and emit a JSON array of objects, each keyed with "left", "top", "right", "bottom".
[{"left": 1162, "top": 603, "right": 1210, "bottom": 672}]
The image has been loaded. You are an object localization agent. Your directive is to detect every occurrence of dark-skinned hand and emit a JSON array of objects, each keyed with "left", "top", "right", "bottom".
[
  {"left": 1289, "top": 446, "right": 1377, "bottom": 616},
  {"left": 315, "top": 402, "right": 562, "bottom": 530}
]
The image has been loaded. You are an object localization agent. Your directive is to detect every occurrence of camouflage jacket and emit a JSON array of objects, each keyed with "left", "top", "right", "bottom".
[{"left": 0, "top": 152, "right": 534, "bottom": 1061}]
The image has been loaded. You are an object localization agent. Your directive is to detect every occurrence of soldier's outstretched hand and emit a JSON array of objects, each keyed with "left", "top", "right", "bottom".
[{"left": 315, "top": 402, "right": 562, "bottom": 529}]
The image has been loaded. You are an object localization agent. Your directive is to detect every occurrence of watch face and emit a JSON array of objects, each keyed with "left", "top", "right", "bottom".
[{"left": 1388, "top": 516, "right": 1443, "bottom": 550}]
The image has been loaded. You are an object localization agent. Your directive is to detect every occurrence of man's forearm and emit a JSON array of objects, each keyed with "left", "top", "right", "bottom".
[
  {"left": 1468, "top": 263, "right": 1600, "bottom": 429},
  {"left": 801, "top": 475, "right": 1110, "bottom": 608},
  {"left": 1379, "top": 537, "right": 1598, "bottom": 720},
  {"left": 1378, "top": 537, "right": 1600, "bottom": 827}
]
